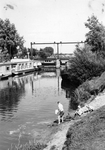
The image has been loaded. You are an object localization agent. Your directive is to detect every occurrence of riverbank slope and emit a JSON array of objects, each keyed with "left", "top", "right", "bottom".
[{"left": 44, "top": 91, "right": 105, "bottom": 150}]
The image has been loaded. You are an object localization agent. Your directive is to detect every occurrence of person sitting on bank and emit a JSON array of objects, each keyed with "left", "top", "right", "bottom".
[
  {"left": 57, "top": 101, "right": 64, "bottom": 124},
  {"left": 74, "top": 105, "right": 82, "bottom": 117},
  {"left": 74, "top": 104, "right": 94, "bottom": 117}
]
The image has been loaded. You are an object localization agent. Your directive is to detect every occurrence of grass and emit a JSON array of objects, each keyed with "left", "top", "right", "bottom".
[
  {"left": 63, "top": 105, "right": 105, "bottom": 150},
  {"left": 9, "top": 104, "right": 105, "bottom": 150},
  {"left": 70, "top": 71, "right": 105, "bottom": 110}
]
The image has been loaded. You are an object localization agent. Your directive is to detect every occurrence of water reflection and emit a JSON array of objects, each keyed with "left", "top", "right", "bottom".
[
  {"left": 0, "top": 78, "right": 24, "bottom": 121},
  {"left": 61, "top": 79, "right": 78, "bottom": 110},
  {"left": 0, "top": 70, "right": 70, "bottom": 150},
  {"left": 0, "top": 72, "right": 41, "bottom": 121},
  {"left": 13, "top": 73, "right": 35, "bottom": 95},
  {"left": 61, "top": 79, "right": 75, "bottom": 98},
  {"left": 56, "top": 69, "right": 60, "bottom": 95},
  {"left": 0, "top": 70, "right": 78, "bottom": 122},
  {"left": 0, "top": 71, "right": 61, "bottom": 122}
]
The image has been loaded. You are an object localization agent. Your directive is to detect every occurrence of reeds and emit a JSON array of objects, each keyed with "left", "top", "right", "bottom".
[{"left": 8, "top": 132, "right": 47, "bottom": 150}]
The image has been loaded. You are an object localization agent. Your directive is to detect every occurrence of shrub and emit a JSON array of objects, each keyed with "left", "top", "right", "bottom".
[
  {"left": 69, "top": 71, "right": 105, "bottom": 109},
  {"left": 67, "top": 45, "right": 105, "bottom": 84}
]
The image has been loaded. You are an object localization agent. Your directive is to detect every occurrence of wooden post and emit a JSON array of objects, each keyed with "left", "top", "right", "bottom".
[
  {"left": 30, "top": 42, "right": 33, "bottom": 58},
  {"left": 56, "top": 43, "right": 60, "bottom": 68}
]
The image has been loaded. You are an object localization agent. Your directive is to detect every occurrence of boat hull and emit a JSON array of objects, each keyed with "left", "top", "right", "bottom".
[
  {"left": 12, "top": 68, "right": 35, "bottom": 76},
  {"left": 0, "top": 75, "right": 9, "bottom": 80}
]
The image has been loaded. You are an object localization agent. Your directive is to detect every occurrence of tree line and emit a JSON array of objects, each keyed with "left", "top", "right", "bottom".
[{"left": 0, "top": 18, "right": 54, "bottom": 62}]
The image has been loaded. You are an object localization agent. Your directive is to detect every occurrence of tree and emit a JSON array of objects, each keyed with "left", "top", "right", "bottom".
[
  {"left": 0, "top": 18, "right": 25, "bottom": 60},
  {"left": 85, "top": 15, "right": 105, "bottom": 57},
  {"left": 32, "top": 48, "right": 39, "bottom": 56},
  {"left": 38, "top": 47, "right": 54, "bottom": 59},
  {"left": 66, "top": 44, "right": 105, "bottom": 84},
  {"left": 17, "top": 47, "right": 28, "bottom": 58},
  {"left": 61, "top": 15, "right": 105, "bottom": 85},
  {"left": 39, "top": 48, "right": 47, "bottom": 59},
  {"left": 43, "top": 47, "right": 54, "bottom": 57}
]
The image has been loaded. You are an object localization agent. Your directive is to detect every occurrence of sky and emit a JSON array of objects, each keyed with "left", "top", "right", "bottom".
[{"left": 0, "top": 0, "right": 105, "bottom": 53}]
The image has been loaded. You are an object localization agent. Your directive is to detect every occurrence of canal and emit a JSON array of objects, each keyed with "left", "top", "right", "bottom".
[{"left": 0, "top": 69, "right": 72, "bottom": 150}]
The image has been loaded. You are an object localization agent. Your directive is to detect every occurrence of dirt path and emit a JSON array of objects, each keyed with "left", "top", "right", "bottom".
[{"left": 43, "top": 121, "right": 77, "bottom": 150}]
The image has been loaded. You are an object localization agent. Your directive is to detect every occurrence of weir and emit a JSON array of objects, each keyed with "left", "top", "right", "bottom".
[{"left": 30, "top": 41, "right": 85, "bottom": 68}]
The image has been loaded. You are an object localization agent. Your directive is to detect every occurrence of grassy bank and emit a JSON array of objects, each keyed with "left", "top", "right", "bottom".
[
  {"left": 63, "top": 105, "right": 105, "bottom": 150},
  {"left": 10, "top": 93, "right": 105, "bottom": 150},
  {"left": 69, "top": 71, "right": 105, "bottom": 110},
  {"left": 10, "top": 72, "right": 105, "bottom": 150}
]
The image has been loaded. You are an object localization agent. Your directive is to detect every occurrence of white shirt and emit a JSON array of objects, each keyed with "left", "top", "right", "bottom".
[{"left": 58, "top": 103, "right": 64, "bottom": 112}]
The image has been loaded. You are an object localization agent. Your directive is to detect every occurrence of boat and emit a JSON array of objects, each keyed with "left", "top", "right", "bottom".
[
  {"left": 42, "top": 60, "right": 56, "bottom": 67},
  {"left": 0, "top": 62, "right": 13, "bottom": 80},
  {"left": 11, "top": 58, "right": 35, "bottom": 76},
  {"left": 0, "top": 58, "right": 42, "bottom": 80},
  {"left": 42, "top": 58, "right": 61, "bottom": 69},
  {"left": 0, "top": 74, "right": 9, "bottom": 80},
  {"left": 33, "top": 60, "right": 42, "bottom": 71}
]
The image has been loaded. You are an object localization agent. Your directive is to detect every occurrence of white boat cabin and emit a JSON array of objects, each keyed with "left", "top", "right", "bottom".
[
  {"left": 11, "top": 58, "right": 34, "bottom": 75},
  {"left": 0, "top": 62, "right": 13, "bottom": 77},
  {"left": 0, "top": 58, "right": 41, "bottom": 78}
]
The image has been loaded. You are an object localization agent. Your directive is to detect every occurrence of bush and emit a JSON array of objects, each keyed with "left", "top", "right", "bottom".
[
  {"left": 69, "top": 71, "right": 105, "bottom": 109},
  {"left": 66, "top": 45, "right": 105, "bottom": 84}
]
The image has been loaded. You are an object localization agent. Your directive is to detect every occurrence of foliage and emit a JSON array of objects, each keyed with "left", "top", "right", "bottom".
[
  {"left": 32, "top": 48, "right": 39, "bottom": 56},
  {"left": 0, "top": 18, "right": 54, "bottom": 60},
  {"left": 85, "top": 15, "right": 105, "bottom": 57},
  {"left": 62, "top": 15, "right": 105, "bottom": 85},
  {"left": 38, "top": 47, "right": 54, "bottom": 59},
  {"left": 17, "top": 47, "right": 28, "bottom": 59},
  {"left": 27, "top": 47, "right": 54, "bottom": 59},
  {"left": 0, "top": 18, "right": 25, "bottom": 60},
  {"left": 43, "top": 47, "right": 54, "bottom": 56},
  {"left": 70, "top": 71, "right": 105, "bottom": 109},
  {"left": 67, "top": 44, "right": 105, "bottom": 84},
  {"left": 39, "top": 48, "right": 47, "bottom": 59}
]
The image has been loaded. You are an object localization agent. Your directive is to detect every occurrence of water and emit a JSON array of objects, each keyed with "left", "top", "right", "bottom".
[{"left": 0, "top": 69, "right": 70, "bottom": 150}]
